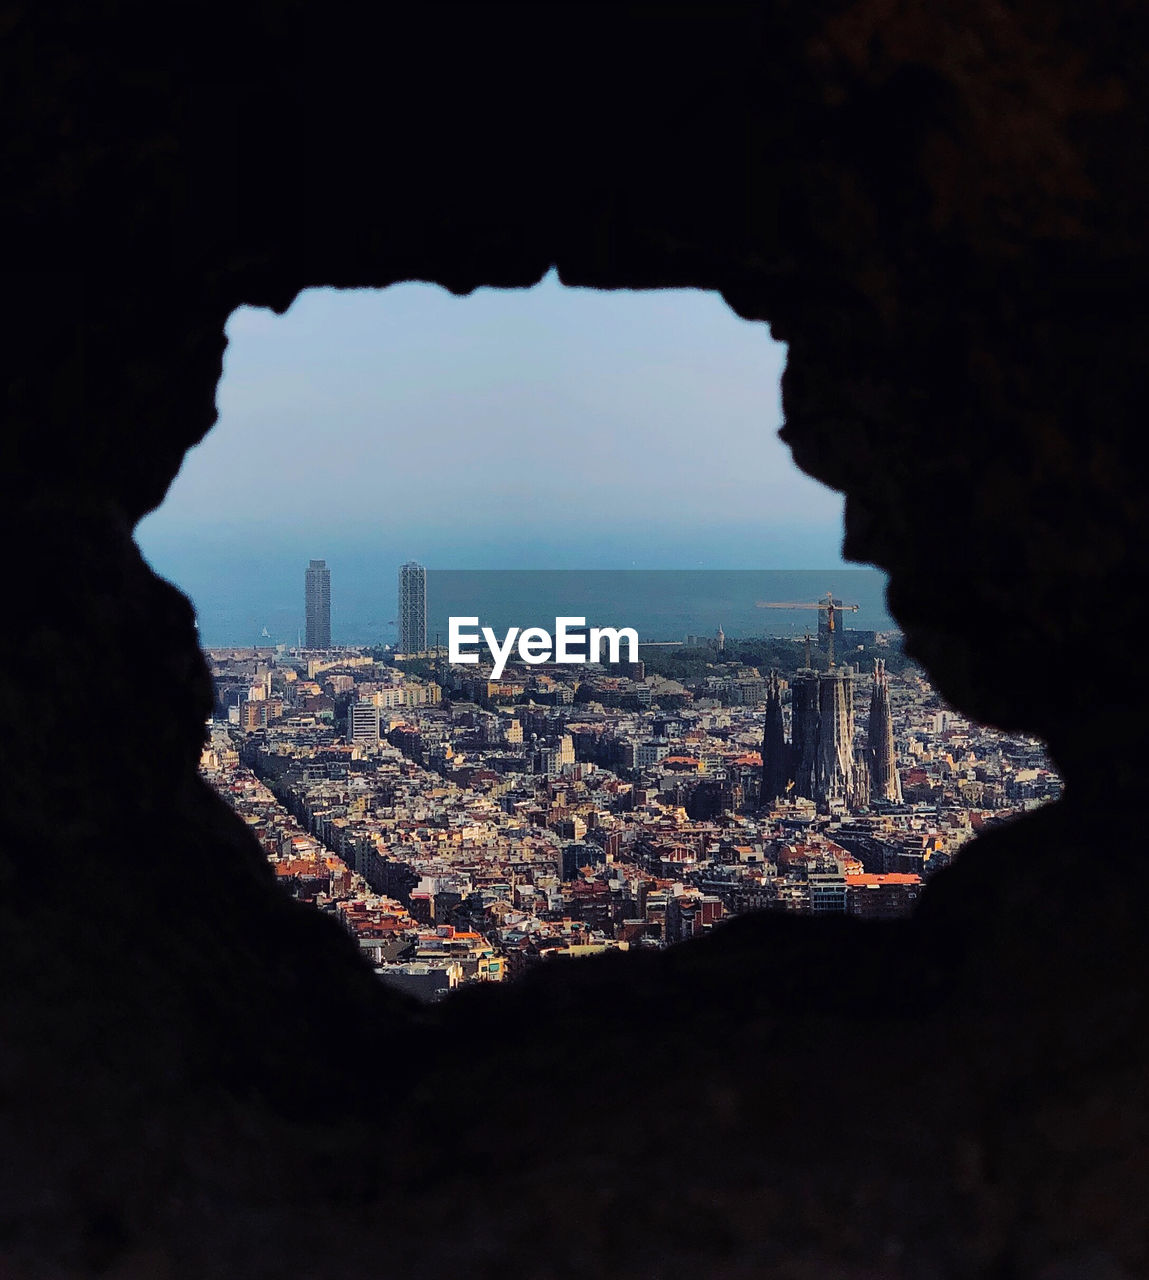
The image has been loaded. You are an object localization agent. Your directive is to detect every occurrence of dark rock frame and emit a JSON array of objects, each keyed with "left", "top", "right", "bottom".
[{"left": 2, "top": 4, "right": 1147, "bottom": 1275}]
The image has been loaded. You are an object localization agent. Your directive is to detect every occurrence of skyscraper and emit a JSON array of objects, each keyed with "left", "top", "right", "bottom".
[
  {"left": 304, "top": 559, "right": 331, "bottom": 649},
  {"left": 868, "top": 658, "right": 902, "bottom": 802},
  {"left": 761, "top": 670, "right": 788, "bottom": 803},
  {"left": 399, "top": 561, "right": 427, "bottom": 654}
]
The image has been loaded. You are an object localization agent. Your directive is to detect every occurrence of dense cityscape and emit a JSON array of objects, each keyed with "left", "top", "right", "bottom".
[{"left": 202, "top": 558, "right": 1063, "bottom": 1002}]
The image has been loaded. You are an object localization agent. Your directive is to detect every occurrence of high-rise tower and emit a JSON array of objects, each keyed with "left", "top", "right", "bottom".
[
  {"left": 868, "top": 658, "right": 902, "bottom": 802},
  {"left": 761, "top": 670, "right": 787, "bottom": 803},
  {"left": 814, "top": 668, "right": 855, "bottom": 806},
  {"left": 304, "top": 559, "right": 331, "bottom": 649},
  {"left": 399, "top": 561, "right": 427, "bottom": 654}
]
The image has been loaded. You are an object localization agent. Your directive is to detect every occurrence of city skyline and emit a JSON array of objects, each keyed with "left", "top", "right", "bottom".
[
  {"left": 215, "top": 566, "right": 893, "bottom": 654},
  {"left": 203, "top": 617, "right": 1062, "bottom": 1001}
]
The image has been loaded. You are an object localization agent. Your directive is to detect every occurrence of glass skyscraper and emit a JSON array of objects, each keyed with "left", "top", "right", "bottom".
[
  {"left": 304, "top": 559, "right": 331, "bottom": 649},
  {"left": 399, "top": 561, "right": 427, "bottom": 654}
]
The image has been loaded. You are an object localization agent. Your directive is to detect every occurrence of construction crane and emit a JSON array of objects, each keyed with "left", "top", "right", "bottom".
[{"left": 755, "top": 591, "right": 859, "bottom": 666}]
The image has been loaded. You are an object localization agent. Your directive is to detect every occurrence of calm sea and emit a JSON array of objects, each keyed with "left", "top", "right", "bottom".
[{"left": 149, "top": 557, "right": 894, "bottom": 649}]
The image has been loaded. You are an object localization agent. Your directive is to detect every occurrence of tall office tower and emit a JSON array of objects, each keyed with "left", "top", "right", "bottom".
[
  {"left": 814, "top": 668, "right": 855, "bottom": 806},
  {"left": 304, "top": 559, "right": 331, "bottom": 649},
  {"left": 398, "top": 561, "right": 427, "bottom": 654},
  {"left": 868, "top": 658, "right": 903, "bottom": 802},
  {"left": 790, "top": 669, "right": 821, "bottom": 799},
  {"left": 761, "top": 670, "right": 788, "bottom": 803}
]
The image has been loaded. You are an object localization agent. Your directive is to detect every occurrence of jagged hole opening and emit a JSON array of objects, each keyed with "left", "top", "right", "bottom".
[{"left": 136, "top": 273, "right": 1060, "bottom": 998}]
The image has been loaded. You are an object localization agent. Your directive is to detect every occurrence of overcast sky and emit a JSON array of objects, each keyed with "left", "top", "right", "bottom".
[{"left": 137, "top": 270, "right": 848, "bottom": 574}]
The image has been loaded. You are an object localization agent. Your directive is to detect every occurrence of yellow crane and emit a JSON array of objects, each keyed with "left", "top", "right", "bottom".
[{"left": 755, "top": 591, "right": 859, "bottom": 667}]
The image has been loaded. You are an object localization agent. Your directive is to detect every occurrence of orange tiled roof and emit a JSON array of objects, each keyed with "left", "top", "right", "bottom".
[{"left": 845, "top": 873, "right": 922, "bottom": 886}]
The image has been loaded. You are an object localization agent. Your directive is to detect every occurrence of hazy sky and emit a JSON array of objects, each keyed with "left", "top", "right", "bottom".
[
  {"left": 137, "top": 270, "right": 847, "bottom": 571},
  {"left": 134, "top": 271, "right": 861, "bottom": 642}
]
